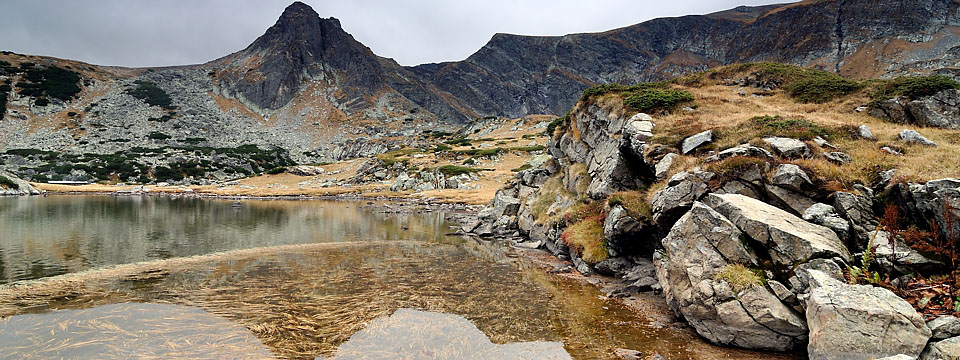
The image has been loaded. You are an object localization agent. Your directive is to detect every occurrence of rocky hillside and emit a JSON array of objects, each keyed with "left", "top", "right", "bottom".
[
  {"left": 1, "top": 1, "right": 959, "bottom": 185},
  {"left": 413, "top": 0, "right": 960, "bottom": 118},
  {"left": 468, "top": 63, "right": 960, "bottom": 357}
]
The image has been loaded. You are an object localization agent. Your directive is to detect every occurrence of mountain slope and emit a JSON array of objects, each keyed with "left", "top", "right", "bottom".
[
  {"left": 413, "top": 0, "right": 960, "bottom": 118},
  {"left": 0, "top": 0, "right": 958, "bottom": 176}
]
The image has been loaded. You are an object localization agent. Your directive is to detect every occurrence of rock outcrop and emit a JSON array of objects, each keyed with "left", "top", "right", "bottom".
[
  {"left": 871, "top": 89, "right": 960, "bottom": 130},
  {"left": 0, "top": 171, "right": 39, "bottom": 196},
  {"left": 658, "top": 202, "right": 807, "bottom": 351},
  {"left": 805, "top": 270, "right": 932, "bottom": 360}
]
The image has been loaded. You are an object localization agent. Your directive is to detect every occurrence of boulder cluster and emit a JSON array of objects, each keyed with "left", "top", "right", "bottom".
[{"left": 471, "top": 98, "right": 960, "bottom": 358}]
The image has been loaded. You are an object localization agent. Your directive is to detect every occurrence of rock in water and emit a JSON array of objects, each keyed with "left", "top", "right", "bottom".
[
  {"left": 0, "top": 171, "right": 39, "bottom": 196},
  {"left": 805, "top": 270, "right": 932, "bottom": 360}
]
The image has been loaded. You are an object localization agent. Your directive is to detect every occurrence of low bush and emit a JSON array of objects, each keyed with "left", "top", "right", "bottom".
[
  {"left": 580, "top": 82, "right": 669, "bottom": 102},
  {"left": 546, "top": 113, "right": 570, "bottom": 137},
  {"left": 744, "top": 115, "right": 834, "bottom": 140},
  {"left": 0, "top": 175, "right": 18, "bottom": 190},
  {"left": 433, "top": 144, "right": 452, "bottom": 152},
  {"left": 786, "top": 75, "right": 864, "bottom": 104},
  {"left": 147, "top": 132, "right": 171, "bottom": 140},
  {"left": 623, "top": 88, "right": 695, "bottom": 113},
  {"left": 437, "top": 165, "right": 481, "bottom": 176},
  {"left": 444, "top": 137, "right": 472, "bottom": 146},
  {"left": 126, "top": 80, "right": 174, "bottom": 109},
  {"left": 561, "top": 217, "right": 608, "bottom": 264},
  {"left": 871, "top": 75, "right": 960, "bottom": 102}
]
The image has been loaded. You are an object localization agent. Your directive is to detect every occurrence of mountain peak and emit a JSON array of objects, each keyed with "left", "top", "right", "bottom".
[{"left": 279, "top": 2, "right": 318, "bottom": 21}]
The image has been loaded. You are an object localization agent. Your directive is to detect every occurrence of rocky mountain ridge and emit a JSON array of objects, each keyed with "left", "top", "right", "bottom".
[{"left": 1, "top": 0, "right": 959, "bottom": 183}]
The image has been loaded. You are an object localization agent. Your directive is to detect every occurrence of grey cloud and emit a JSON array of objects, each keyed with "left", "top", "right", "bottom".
[{"left": 0, "top": 0, "right": 793, "bottom": 67}]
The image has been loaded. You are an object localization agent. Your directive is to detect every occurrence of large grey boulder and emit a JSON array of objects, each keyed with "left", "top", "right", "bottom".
[
  {"left": 651, "top": 171, "right": 714, "bottom": 225},
  {"left": 870, "top": 97, "right": 911, "bottom": 124},
  {"left": 771, "top": 164, "right": 813, "bottom": 192},
  {"left": 900, "top": 130, "right": 938, "bottom": 146},
  {"left": 803, "top": 203, "right": 851, "bottom": 241},
  {"left": 0, "top": 171, "right": 39, "bottom": 196},
  {"left": 900, "top": 179, "right": 960, "bottom": 247},
  {"left": 765, "top": 184, "right": 817, "bottom": 216},
  {"left": 922, "top": 336, "right": 960, "bottom": 360},
  {"left": 908, "top": 89, "right": 960, "bottom": 129},
  {"left": 704, "top": 193, "right": 851, "bottom": 266},
  {"left": 833, "top": 191, "right": 879, "bottom": 247},
  {"left": 658, "top": 202, "right": 807, "bottom": 351},
  {"left": 603, "top": 205, "right": 648, "bottom": 257},
  {"left": 873, "top": 230, "right": 943, "bottom": 272},
  {"left": 805, "top": 270, "right": 932, "bottom": 360},
  {"left": 653, "top": 153, "right": 678, "bottom": 181},
  {"left": 704, "top": 144, "right": 773, "bottom": 163},
  {"left": 859, "top": 125, "right": 875, "bottom": 140},
  {"left": 929, "top": 316, "right": 960, "bottom": 340},
  {"left": 681, "top": 130, "right": 713, "bottom": 154},
  {"left": 763, "top": 137, "right": 810, "bottom": 158}
]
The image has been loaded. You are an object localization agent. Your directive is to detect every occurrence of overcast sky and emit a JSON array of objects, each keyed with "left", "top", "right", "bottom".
[{"left": 0, "top": 0, "right": 792, "bottom": 67}]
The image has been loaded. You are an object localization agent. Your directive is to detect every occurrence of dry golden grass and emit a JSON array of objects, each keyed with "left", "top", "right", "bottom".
[
  {"left": 561, "top": 217, "right": 608, "bottom": 264},
  {"left": 652, "top": 85, "right": 960, "bottom": 184}
]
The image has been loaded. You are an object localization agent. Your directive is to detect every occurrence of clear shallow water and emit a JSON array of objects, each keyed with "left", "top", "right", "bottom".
[
  {"left": 0, "top": 195, "right": 796, "bottom": 359},
  {"left": 0, "top": 195, "right": 449, "bottom": 284}
]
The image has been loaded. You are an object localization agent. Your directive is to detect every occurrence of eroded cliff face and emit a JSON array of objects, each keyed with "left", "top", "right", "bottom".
[
  {"left": 415, "top": 0, "right": 960, "bottom": 118},
  {"left": 469, "top": 80, "right": 960, "bottom": 355}
]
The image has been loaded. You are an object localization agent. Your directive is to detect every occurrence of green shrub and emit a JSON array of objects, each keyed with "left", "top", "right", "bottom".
[
  {"left": 580, "top": 82, "right": 669, "bottom": 102},
  {"left": 34, "top": 97, "right": 49, "bottom": 106},
  {"left": 744, "top": 115, "right": 833, "bottom": 140},
  {"left": 454, "top": 148, "right": 503, "bottom": 157},
  {"left": 711, "top": 62, "right": 863, "bottom": 103},
  {"left": 786, "top": 75, "right": 864, "bottom": 103},
  {"left": 266, "top": 167, "right": 286, "bottom": 175},
  {"left": 546, "top": 113, "right": 570, "bottom": 137},
  {"left": 511, "top": 164, "right": 533, "bottom": 172},
  {"left": 871, "top": 75, "right": 960, "bottom": 102},
  {"left": 126, "top": 80, "right": 174, "bottom": 109},
  {"left": 623, "top": 88, "right": 695, "bottom": 113},
  {"left": 15, "top": 65, "right": 81, "bottom": 101},
  {"left": 433, "top": 144, "right": 452, "bottom": 152},
  {"left": 0, "top": 176, "right": 18, "bottom": 190},
  {"left": 444, "top": 137, "right": 472, "bottom": 146},
  {"left": 153, "top": 166, "right": 183, "bottom": 182},
  {"left": 147, "top": 132, "right": 171, "bottom": 140},
  {"left": 437, "top": 165, "right": 481, "bottom": 176}
]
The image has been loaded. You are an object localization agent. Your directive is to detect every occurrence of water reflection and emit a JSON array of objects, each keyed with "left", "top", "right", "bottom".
[
  {"left": 324, "top": 308, "right": 571, "bottom": 360},
  {"left": 0, "top": 303, "right": 273, "bottom": 359},
  {"left": 0, "top": 195, "right": 450, "bottom": 284}
]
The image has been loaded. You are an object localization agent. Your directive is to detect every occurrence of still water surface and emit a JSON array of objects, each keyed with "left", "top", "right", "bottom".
[{"left": 0, "top": 195, "right": 795, "bottom": 359}]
